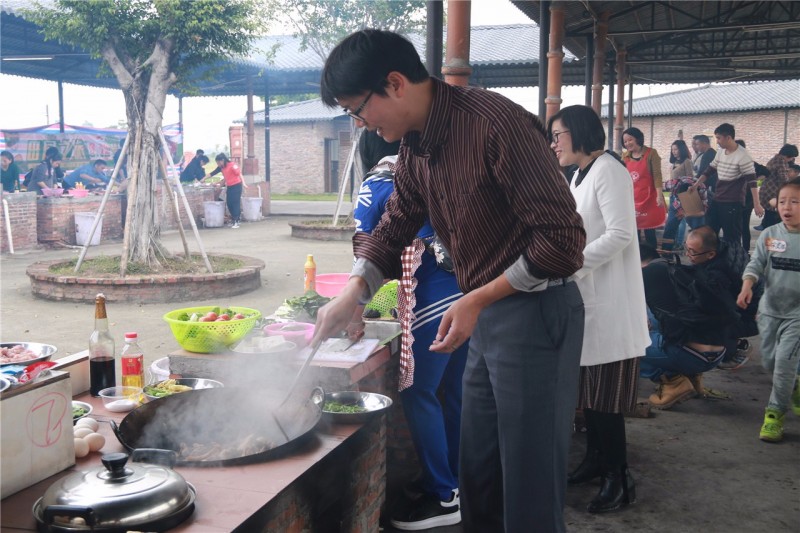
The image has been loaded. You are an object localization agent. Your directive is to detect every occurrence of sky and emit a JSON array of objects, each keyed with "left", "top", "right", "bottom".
[{"left": 0, "top": 1, "right": 694, "bottom": 153}]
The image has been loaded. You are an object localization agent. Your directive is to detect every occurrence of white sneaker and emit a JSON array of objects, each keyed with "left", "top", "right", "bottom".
[{"left": 231, "top": 222, "right": 240, "bottom": 229}]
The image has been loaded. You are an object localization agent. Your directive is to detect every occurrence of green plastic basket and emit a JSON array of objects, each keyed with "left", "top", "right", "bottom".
[
  {"left": 365, "top": 280, "right": 398, "bottom": 318},
  {"left": 163, "top": 306, "right": 261, "bottom": 353}
]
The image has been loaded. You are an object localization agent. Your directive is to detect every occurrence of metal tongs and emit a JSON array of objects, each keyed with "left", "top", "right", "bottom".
[{"left": 271, "top": 340, "right": 323, "bottom": 442}]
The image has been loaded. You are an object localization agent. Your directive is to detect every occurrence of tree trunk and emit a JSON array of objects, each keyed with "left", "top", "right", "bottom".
[{"left": 114, "top": 40, "right": 176, "bottom": 270}]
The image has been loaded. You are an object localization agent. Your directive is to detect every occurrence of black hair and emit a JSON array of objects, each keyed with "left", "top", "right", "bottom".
[
  {"left": 789, "top": 164, "right": 800, "bottom": 173},
  {"left": 638, "top": 243, "right": 661, "bottom": 263},
  {"left": 50, "top": 153, "right": 63, "bottom": 162},
  {"left": 93, "top": 159, "right": 107, "bottom": 167},
  {"left": 320, "top": 29, "right": 429, "bottom": 107},
  {"left": 44, "top": 146, "right": 60, "bottom": 160},
  {"left": 215, "top": 153, "right": 230, "bottom": 165},
  {"left": 688, "top": 225, "right": 719, "bottom": 252},
  {"left": 1, "top": 150, "right": 13, "bottom": 161},
  {"left": 359, "top": 129, "right": 400, "bottom": 171},
  {"left": 692, "top": 134, "right": 711, "bottom": 144},
  {"left": 546, "top": 105, "right": 605, "bottom": 155},
  {"left": 779, "top": 144, "right": 799, "bottom": 158},
  {"left": 622, "top": 127, "right": 645, "bottom": 148},
  {"left": 198, "top": 155, "right": 210, "bottom": 165},
  {"left": 196, "top": 149, "right": 205, "bottom": 156},
  {"left": 735, "top": 139, "right": 746, "bottom": 148},
  {"left": 714, "top": 123, "right": 735, "bottom": 138},
  {"left": 669, "top": 140, "right": 691, "bottom": 164},
  {"left": 778, "top": 177, "right": 800, "bottom": 196}
]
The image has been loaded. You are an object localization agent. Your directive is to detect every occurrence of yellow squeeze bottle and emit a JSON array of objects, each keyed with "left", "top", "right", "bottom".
[{"left": 304, "top": 254, "right": 316, "bottom": 292}]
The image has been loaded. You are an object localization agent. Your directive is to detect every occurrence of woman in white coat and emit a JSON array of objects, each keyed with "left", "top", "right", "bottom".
[{"left": 548, "top": 106, "right": 651, "bottom": 514}]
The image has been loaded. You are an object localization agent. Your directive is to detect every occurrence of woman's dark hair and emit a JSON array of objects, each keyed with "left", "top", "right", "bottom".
[
  {"left": 359, "top": 129, "right": 400, "bottom": 171},
  {"left": 50, "top": 153, "right": 62, "bottom": 162},
  {"left": 669, "top": 140, "right": 691, "bottom": 164},
  {"left": 215, "top": 153, "right": 230, "bottom": 165},
  {"left": 196, "top": 149, "right": 205, "bottom": 156},
  {"left": 320, "top": 29, "right": 429, "bottom": 107},
  {"left": 1, "top": 150, "right": 13, "bottom": 161},
  {"left": 546, "top": 105, "right": 605, "bottom": 155},
  {"left": 44, "top": 146, "right": 60, "bottom": 160},
  {"left": 779, "top": 144, "right": 799, "bottom": 158},
  {"left": 622, "top": 127, "right": 645, "bottom": 148}
]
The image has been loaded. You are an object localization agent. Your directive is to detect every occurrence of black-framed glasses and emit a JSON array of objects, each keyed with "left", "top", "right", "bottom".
[
  {"left": 346, "top": 90, "right": 375, "bottom": 121},
  {"left": 550, "top": 130, "right": 570, "bottom": 144},
  {"left": 684, "top": 248, "right": 712, "bottom": 257}
]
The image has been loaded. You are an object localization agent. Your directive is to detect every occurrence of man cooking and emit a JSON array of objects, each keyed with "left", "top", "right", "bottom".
[
  {"left": 64, "top": 159, "right": 109, "bottom": 190},
  {"left": 311, "top": 29, "right": 586, "bottom": 532}
]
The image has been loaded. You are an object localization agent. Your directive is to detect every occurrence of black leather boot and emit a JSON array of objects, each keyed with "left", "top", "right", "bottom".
[
  {"left": 587, "top": 466, "right": 636, "bottom": 513},
  {"left": 568, "top": 448, "right": 602, "bottom": 485}
]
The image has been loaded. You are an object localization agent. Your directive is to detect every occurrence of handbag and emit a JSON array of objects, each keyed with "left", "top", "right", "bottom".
[{"left": 677, "top": 187, "right": 704, "bottom": 217}]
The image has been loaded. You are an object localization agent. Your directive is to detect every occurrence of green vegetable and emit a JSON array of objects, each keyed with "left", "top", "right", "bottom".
[
  {"left": 323, "top": 401, "right": 367, "bottom": 414},
  {"left": 278, "top": 291, "right": 332, "bottom": 320},
  {"left": 177, "top": 312, "right": 190, "bottom": 321},
  {"left": 72, "top": 405, "right": 88, "bottom": 419}
]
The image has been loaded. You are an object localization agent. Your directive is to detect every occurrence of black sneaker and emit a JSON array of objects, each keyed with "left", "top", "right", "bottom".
[{"left": 390, "top": 490, "right": 461, "bottom": 531}]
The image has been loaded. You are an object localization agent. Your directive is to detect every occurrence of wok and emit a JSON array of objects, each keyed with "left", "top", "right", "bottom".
[{"left": 111, "top": 387, "right": 323, "bottom": 467}]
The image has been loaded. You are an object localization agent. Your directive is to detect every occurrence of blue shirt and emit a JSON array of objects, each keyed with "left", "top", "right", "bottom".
[{"left": 65, "top": 164, "right": 108, "bottom": 189}]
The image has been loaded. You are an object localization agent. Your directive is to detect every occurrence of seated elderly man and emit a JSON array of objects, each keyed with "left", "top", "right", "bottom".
[
  {"left": 639, "top": 242, "right": 739, "bottom": 409},
  {"left": 684, "top": 226, "right": 759, "bottom": 370},
  {"left": 64, "top": 159, "right": 109, "bottom": 190}
]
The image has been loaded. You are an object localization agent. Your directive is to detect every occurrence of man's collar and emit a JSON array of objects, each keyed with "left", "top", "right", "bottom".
[{"left": 406, "top": 78, "right": 451, "bottom": 157}]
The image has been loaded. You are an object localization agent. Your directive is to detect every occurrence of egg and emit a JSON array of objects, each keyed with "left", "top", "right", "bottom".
[
  {"left": 74, "top": 438, "right": 90, "bottom": 458},
  {"left": 75, "top": 418, "right": 99, "bottom": 432},
  {"left": 73, "top": 427, "right": 93, "bottom": 439},
  {"left": 84, "top": 432, "right": 105, "bottom": 452}
]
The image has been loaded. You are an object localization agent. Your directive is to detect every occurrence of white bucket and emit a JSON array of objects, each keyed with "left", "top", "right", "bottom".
[
  {"left": 203, "top": 201, "right": 225, "bottom": 228},
  {"left": 148, "top": 357, "right": 171, "bottom": 383},
  {"left": 242, "top": 197, "right": 263, "bottom": 222},
  {"left": 74, "top": 212, "right": 103, "bottom": 246}
]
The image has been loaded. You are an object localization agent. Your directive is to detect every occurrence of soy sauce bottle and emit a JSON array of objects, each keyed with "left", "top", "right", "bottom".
[{"left": 89, "top": 293, "right": 116, "bottom": 396}]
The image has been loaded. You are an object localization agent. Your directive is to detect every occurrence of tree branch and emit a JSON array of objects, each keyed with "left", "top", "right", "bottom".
[{"left": 101, "top": 41, "right": 134, "bottom": 90}]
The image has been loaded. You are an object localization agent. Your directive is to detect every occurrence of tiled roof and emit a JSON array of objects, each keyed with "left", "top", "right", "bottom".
[
  {"left": 251, "top": 24, "right": 577, "bottom": 71},
  {"left": 601, "top": 80, "right": 800, "bottom": 118},
  {"left": 250, "top": 98, "right": 345, "bottom": 124}
]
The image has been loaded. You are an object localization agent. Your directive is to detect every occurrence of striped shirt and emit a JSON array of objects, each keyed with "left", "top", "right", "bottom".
[
  {"left": 352, "top": 78, "right": 585, "bottom": 294},
  {"left": 704, "top": 145, "right": 756, "bottom": 203}
]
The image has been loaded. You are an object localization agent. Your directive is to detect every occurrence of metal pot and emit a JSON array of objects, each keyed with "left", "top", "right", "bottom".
[
  {"left": 112, "top": 387, "right": 324, "bottom": 466},
  {"left": 33, "top": 450, "right": 195, "bottom": 533}
]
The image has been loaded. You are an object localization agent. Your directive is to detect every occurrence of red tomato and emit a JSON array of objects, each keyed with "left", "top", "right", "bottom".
[
  {"left": 215, "top": 317, "right": 227, "bottom": 321},
  {"left": 206, "top": 312, "right": 218, "bottom": 321},
  {"left": 219, "top": 314, "right": 231, "bottom": 321},
  {"left": 233, "top": 313, "right": 245, "bottom": 320},
  {"left": 199, "top": 316, "right": 214, "bottom": 322}
]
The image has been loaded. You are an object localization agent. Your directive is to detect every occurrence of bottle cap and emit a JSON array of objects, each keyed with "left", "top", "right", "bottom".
[{"left": 124, "top": 332, "right": 138, "bottom": 340}]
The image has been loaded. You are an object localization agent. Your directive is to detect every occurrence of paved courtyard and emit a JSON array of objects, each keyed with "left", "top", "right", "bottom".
[{"left": 1, "top": 205, "right": 797, "bottom": 532}]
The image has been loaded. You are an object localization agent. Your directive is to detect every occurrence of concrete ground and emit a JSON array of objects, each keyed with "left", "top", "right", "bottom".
[{"left": 1, "top": 203, "right": 798, "bottom": 531}]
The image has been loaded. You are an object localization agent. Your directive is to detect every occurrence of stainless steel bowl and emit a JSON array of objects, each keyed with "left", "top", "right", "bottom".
[
  {"left": 0, "top": 342, "right": 57, "bottom": 367},
  {"left": 322, "top": 391, "right": 393, "bottom": 424},
  {"left": 143, "top": 378, "right": 223, "bottom": 402}
]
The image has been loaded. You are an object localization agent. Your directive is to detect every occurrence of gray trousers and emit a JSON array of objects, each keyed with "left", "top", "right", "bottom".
[{"left": 460, "top": 283, "right": 584, "bottom": 533}]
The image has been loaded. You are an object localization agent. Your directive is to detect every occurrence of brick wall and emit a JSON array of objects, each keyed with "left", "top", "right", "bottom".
[
  {"left": 255, "top": 120, "right": 354, "bottom": 195},
  {"left": 605, "top": 108, "right": 800, "bottom": 179},
  {"left": 0, "top": 192, "right": 38, "bottom": 253},
  {"left": 32, "top": 187, "right": 215, "bottom": 247}
]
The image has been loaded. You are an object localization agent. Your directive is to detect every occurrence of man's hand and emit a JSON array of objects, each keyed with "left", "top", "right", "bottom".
[
  {"left": 430, "top": 292, "right": 482, "bottom": 353},
  {"left": 754, "top": 205, "right": 765, "bottom": 217},
  {"left": 312, "top": 277, "right": 366, "bottom": 346}
]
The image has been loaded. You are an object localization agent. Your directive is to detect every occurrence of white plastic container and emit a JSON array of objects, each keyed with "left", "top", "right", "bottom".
[
  {"left": 75, "top": 212, "right": 103, "bottom": 246},
  {"left": 149, "top": 357, "right": 170, "bottom": 382},
  {"left": 203, "top": 201, "right": 225, "bottom": 228},
  {"left": 242, "top": 197, "right": 263, "bottom": 222}
]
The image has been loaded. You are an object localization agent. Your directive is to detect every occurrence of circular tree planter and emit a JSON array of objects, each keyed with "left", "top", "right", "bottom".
[
  {"left": 26, "top": 253, "right": 265, "bottom": 304},
  {"left": 290, "top": 219, "right": 354, "bottom": 241}
]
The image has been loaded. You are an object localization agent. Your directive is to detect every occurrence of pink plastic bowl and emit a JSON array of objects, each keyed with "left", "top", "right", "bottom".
[
  {"left": 263, "top": 322, "right": 315, "bottom": 349},
  {"left": 41, "top": 187, "right": 64, "bottom": 197},
  {"left": 68, "top": 188, "right": 89, "bottom": 198},
  {"left": 315, "top": 273, "right": 350, "bottom": 297}
]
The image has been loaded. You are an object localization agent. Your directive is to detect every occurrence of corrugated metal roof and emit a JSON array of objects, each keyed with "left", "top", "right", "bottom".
[
  {"left": 600, "top": 80, "right": 800, "bottom": 118},
  {"left": 250, "top": 98, "right": 345, "bottom": 124}
]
